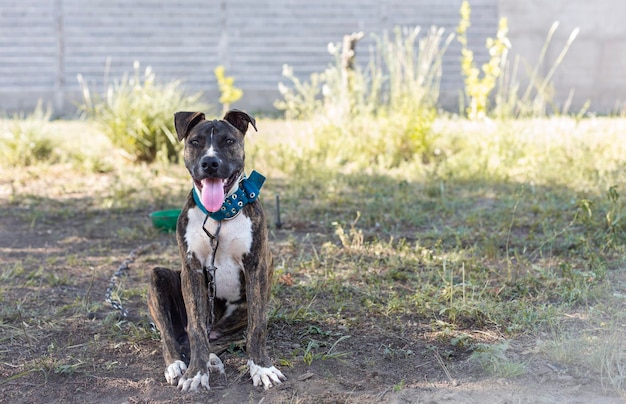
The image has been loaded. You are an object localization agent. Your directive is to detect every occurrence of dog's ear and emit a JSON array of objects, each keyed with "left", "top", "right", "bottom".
[
  {"left": 174, "top": 111, "right": 205, "bottom": 141},
  {"left": 223, "top": 109, "right": 257, "bottom": 135}
]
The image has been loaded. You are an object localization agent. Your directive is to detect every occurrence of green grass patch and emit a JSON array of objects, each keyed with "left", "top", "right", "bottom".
[{"left": 0, "top": 101, "right": 56, "bottom": 166}]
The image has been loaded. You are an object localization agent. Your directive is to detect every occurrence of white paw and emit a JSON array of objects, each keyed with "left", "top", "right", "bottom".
[
  {"left": 164, "top": 360, "right": 187, "bottom": 385},
  {"left": 248, "top": 359, "right": 286, "bottom": 390},
  {"left": 208, "top": 353, "right": 225, "bottom": 375},
  {"left": 177, "top": 370, "right": 210, "bottom": 392}
]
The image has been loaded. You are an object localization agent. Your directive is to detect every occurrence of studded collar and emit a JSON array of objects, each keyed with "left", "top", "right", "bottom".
[{"left": 192, "top": 170, "right": 266, "bottom": 221}]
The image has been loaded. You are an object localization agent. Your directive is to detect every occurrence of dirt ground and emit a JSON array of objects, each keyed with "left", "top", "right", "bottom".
[{"left": 0, "top": 167, "right": 624, "bottom": 404}]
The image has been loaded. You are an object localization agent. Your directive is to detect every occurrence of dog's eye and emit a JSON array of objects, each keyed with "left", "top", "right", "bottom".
[
  {"left": 225, "top": 138, "right": 235, "bottom": 145},
  {"left": 190, "top": 139, "right": 200, "bottom": 146}
]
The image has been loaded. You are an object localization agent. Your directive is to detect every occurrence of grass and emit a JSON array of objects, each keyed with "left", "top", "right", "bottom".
[
  {"left": 469, "top": 341, "right": 526, "bottom": 377},
  {"left": 0, "top": 101, "right": 56, "bottom": 166},
  {"left": 255, "top": 115, "right": 626, "bottom": 391},
  {"left": 0, "top": 116, "right": 625, "bottom": 397}
]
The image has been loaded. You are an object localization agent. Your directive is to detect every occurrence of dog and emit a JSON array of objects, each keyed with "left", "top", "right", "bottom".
[{"left": 147, "top": 109, "right": 285, "bottom": 391}]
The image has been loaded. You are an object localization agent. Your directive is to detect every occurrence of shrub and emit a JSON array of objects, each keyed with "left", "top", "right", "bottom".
[
  {"left": 457, "top": 1, "right": 581, "bottom": 119},
  {"left": 275, "top": 26, "right": 452, "bottom": 168},
  {"left": 0, "top": 101, "right": 56, "bottom": 166},
  {"left": 78, "top": 61, "right": 210, "bottom": 164}
]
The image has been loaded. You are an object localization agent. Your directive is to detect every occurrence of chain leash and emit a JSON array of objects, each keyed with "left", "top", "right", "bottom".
[
  {"left": 105, "top": 242, "right": 160, "bottom": 317},
  {"left": 201, "top": 214, "right": 221, "bottom": 330},
  {"left": 105, "top": 216, "right": 221, "bottom": 333}
]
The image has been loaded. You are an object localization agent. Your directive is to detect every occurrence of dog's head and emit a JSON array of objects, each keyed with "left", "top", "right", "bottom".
[{"left": 174, "top": 109, "right": 257, "bottom": 212}]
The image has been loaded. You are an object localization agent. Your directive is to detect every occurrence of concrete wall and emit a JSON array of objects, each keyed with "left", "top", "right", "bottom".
[
  {"left": 1, "top": 0, "right": 497, "bottom": 116},
  {"left": 8, "top": 1, "right": 625, "bottom": 116},
  {"left": 499, "top": 0, "right": 626, "bottom": 113}
]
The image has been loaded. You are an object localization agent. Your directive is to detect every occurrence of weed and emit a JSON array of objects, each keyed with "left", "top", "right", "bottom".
[
  {"left": 274, "top": 65, "right": 324, "bottom": 120},
  {"left": 270, "top": 297, "right": 321, "bottom": 325},
  {"left": 78, "top": 61, "right": 209, "bottom": 163},
  {"left": 215, "top": 65, "right": 243, "bottom": 114},
  {"left": 1, "top": 261, "right": 25, "bottom": 281},
  {"left": 102, "top": 360, "right": 121, "bottom": 371},
  {"left": 297, "top": 335, "right": 350, "bottom": 366},
  {"left": 380, "top": 343, "right": 414, "bottom": 360},
  {"left": 300, "top": 340, "right": 320, "bottom": 366},
  {"left": 605, "top": 186, "right": 625, "bottom": 245},
  {"left": 392, "top": 379, "right": 406, "bottom": 392},
  {"left": 469, "top": 341, "right": 525, "bottom": 377},
  {"left": 0, "top": 101, "right": 56, "bottom": 166},
  {"left": 575, "top": 185, "right": 626, "bottom": 252},
  {"left": 457, "top": 1, "right": 510, "bottom": 119},
  {"left": 456, "top": 2, "right": 581, "bottom": 119},
  {"left": 53, "top": 360, "right": 86, "bottom": 376},
  {"left": 275, "top": 25, "right": 452, "bottom": 168}
]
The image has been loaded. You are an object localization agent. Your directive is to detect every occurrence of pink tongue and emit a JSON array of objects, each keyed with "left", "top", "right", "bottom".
[{"left": 201, "top": 178, "right": 225, "bottom": 212}]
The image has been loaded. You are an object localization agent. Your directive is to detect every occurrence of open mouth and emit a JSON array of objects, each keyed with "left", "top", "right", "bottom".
[{"left": 194, "top": 171, "right": 241, "bottom": 213}]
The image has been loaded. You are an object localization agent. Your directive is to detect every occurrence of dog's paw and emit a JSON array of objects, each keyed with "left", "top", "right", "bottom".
[
  {"left": 177, "top": 370, "right": 210, "bottom": 392},
  {"left": 248, "top": 359, "right": 286, "bottom": 390},
  {"left": 164, "top": 360, "right": 187, "bottom": 385},
  {"left": 208, "top": 353, "right": 225, "bottom": 375},
  {"left": 175, "top": 355, "right": 223, "bottom": 392}
]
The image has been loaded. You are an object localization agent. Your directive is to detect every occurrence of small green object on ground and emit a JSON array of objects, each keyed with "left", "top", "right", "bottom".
[{"left": 150, "top": 209, "right": 181, "bottom": 232}]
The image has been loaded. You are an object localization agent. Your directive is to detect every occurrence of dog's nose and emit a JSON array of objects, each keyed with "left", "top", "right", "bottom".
[{"left": 201, "top": 156, "right": 220, "bottom": 173}]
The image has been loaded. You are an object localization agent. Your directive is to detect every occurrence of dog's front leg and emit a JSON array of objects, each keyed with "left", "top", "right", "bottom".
[
  {"left": 244, "top": 246, "right": 286, "bottom": 389},
  {"left": 177, "top": 262, "right": 213, "bottom": 391}
]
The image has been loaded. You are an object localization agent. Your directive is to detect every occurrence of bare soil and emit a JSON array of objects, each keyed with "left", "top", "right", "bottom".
[{"left": 0, "top": 166, "right": 624, "bottom": 404}]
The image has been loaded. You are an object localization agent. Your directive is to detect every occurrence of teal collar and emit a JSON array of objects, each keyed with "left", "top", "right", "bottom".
[{"left": 192, "top": 170, "right": 266, "bottom": 221}]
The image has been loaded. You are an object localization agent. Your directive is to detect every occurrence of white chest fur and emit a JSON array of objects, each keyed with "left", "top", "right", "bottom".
[{"left": 184, "top": 207, "right": 253, "bottom": 302}]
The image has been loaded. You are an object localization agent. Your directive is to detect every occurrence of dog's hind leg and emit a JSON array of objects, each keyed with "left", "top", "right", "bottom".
[{"left": 147, "top": 267, "right": 189, "bottom": 385}]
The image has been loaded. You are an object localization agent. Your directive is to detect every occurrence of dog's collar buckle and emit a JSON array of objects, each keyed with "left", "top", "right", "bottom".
[{"left": 192, "top": 170, "right": 266, "bottom": 221}]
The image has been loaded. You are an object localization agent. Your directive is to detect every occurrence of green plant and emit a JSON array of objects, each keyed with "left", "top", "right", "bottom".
[
  {"left": 456, "top": 2, "right": 581, "bottom": 119},
  {"left": 0, "top": 101, "right": 55, "bottom": 166},
  {"left": 274, "top": 65, "right": 324, "bottom": 120},
  {"left": 298, "top": 335, "right": 350, "bottom": 366},
  {"left": 275, "top": 26, "right": 452, "bottom": 168},
  {"left": 393, "top": 379, "right": 406, "bottom": 392},
  {"left": 457, "top": 1, "right": 510, "bottom": 119},
  {"left": 78, "top": 61, "right": 209, "bottom": 163},
  {"left": 214, "top": 65, "right": 243, "bottom": 114},
  {"left": 575, "top": 185, "right": 626, "bottom": 252},
  {"left": 605, "top": 186, "right": 625, "bottom": 245},
  {"left": 469, "top": 341, "right": 525, "bottom": 377}
]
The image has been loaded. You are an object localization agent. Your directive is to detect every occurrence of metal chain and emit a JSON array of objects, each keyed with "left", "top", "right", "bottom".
[
  {"left": 105, "top": 217, "right": 221, "bottom": 331},
  {"left": 105, "top": 242, "right": 160, "bottom": 317},
  {"left": 201, "top": 215, "right": 221, "bottom": 331}
]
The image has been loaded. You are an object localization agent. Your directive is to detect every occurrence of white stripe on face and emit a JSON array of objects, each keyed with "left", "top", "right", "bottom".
[
  {"left": 206, "top": 127, "right": 216, "bottom": 157},
  {"left": 206, "top": 145, "right": 216, "bottom": 157}
]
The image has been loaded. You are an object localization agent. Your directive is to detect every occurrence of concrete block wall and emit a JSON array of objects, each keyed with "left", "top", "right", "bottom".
[
  {"left": 499, "top": 0, "right": 626, "bottom": 113},
  {"left": 0, "top": 0, "right": 496, "bottom": 116},
  {"left": 6, "top": 1, "right": 625, "bottom": 116},
  {"left": 7, "top": 0, "right": 626, "bottom": 115}
]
